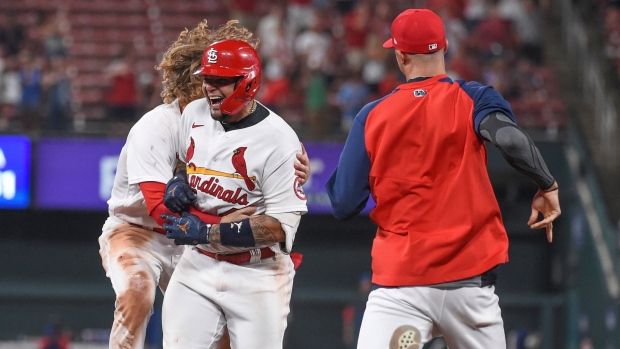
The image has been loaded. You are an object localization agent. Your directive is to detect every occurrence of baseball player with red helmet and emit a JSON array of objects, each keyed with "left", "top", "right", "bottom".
[
  {"left": 326, "top": 9, "right": 561, "bottom": 349},
  {"left": 160, "top": 38, "right": 307, "bottom": 349},
  {"left": 98, "top": 21, "right": 310, "bottom": 349}
]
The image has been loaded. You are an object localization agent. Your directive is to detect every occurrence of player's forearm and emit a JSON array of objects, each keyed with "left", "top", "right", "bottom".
[
  {"left": 479, "top": 112, "right": 555, "bottom": 190},
  {"left": 209, "top": 215, "right": 285, "bottom": 245},
  {"left": 188, "top": 206, "right": 221, "bottom": 224},
  {"left": 174, "top": 160, "right": 187, "bottom": 176}
]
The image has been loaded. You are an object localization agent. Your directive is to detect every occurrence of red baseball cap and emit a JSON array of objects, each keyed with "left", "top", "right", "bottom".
[{"left": 383, "top": 9, "right": 446, "bottom": 54}]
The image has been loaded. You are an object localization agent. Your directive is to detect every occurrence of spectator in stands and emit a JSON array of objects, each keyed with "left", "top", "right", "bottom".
[
  {"left": 223, "top": 0, "right": 260, "bottom": 31},
  {"left": 335, "top": 73, "right": 370, "bottom": 133},
  {"left": 447, "top": 44, "right": 477, "bottom": 81},
  {"left": 104, "top": 46, "right": 139, "bottom": 131},
  {"left": 0, "top": 12, "right": 26, "bottom": 57},
  {"left": 333, "top": 0, "right": 357, "bottom": 14},
  {"left": 496, "top": 0, "right": 526, "bottom": 22},
  {"left": 604, "top": 1, "right": 620, "bottom": 77},
  {"left": 361, "top": 45, "right": 387, "bottom": 96},
  {"left": 21, "top": 10, "right": 47, "bottom": 58},
  {"left": 482, "top": 58, "right": 514, "bottom": 98},
  {"left": 257, "top": 4, "right": 288, "bottom": 58},
  {"left": 304, "top": 69, "right": 329, "bottom": 139},
  {"left": 42, "top": 56, "right": 71, "bottom": 132},
  {"left": 287, "top": 0, "right": 316, "bottom": 35},
  {"left": 342, "top": 2, "right": 371, "bottom": 72},
  {"left": 17, "top": 50, "right": 43, "bottom": 131},
  {"left": 39, "top": 8, "right": 69, "bottom": 60},
  {"left": 259, "top": 62, "right": 293, "bottom": 115},
  {"left": 376, "top": 65, "right": 403, "bottom": 97},
  {"left": 0, "top": 0, "right": 566, "bottom": 138},
  {"left": 463, "top": 0, "right": 491, "bottom": 31},
  {"left": 295, "top": 12, "right": 333, "bottom": 137},
  {"left": 471, "top": 5, "right": 519, "bottom": 60},
  {"left": 511, "top": 0, "right": 544, "bottom": 65},
  {"left": 135, "top": 58, "right": 158, "bottom": 116},
  {"left": 294, "top": 13, "right": 332, "bottom": 74},
  {"left": 437, "top": 4, "right": 469, "bottom": 60},
  {"left": 38, "top": 322, "right": 70, "bottom": 349},
  {"left": 342, "top": 272, "right": 372, "bottom": 349},
  {"left": 368, "top": 2, "right": 395, "bottom": 43},
  {"left": 0, "top": 56, "right": 21, "bottom": 129},
  {"left": 257, "top": 4, "right": 295, "bottom": 83}
]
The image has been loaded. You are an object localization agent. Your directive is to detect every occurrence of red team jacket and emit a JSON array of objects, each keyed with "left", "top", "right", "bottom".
[{"left": 326, "top": 74, "right": 512, "bottom": 286}]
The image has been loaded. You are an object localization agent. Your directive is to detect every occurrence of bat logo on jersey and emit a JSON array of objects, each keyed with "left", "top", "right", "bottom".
[
  {"left": 207, "top": 48, "right": 218, "bottom": 63},
  {"left": 231, "top": 147, "right": 256, "bottom": 191},
  {"left": 294, "top": 177, "right": 306, "bottom": 200}
]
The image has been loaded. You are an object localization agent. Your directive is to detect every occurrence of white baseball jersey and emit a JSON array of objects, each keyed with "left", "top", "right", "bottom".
[
  {"left": 100, "top": 100, "right": 184, "bottom": 349},
  {"left": 107, "top": 100, "right": 181, "bottom": 228},
  {"left": 163, "top": 99, "right": 307, "bottom": 349},
  {"left": 176, "top": 98, "right": 308, "bottom": 254}
]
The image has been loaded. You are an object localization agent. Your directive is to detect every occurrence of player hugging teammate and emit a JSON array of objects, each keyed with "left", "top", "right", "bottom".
[
  {"left": 158, "top": 36, "right": 308, "bottom": 348},
  {"left": 99, "top": 20, "right": 309, "bottom": 349}
]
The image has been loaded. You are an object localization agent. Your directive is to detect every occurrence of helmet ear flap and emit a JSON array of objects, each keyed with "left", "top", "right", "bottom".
[{"left": 220, "top": 70, "right": 261, "bottom": 115}]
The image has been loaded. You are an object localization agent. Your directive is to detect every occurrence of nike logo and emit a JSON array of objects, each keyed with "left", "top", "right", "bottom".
[{"left": 192, "top": 123, "right": 204, "bottom": 128}]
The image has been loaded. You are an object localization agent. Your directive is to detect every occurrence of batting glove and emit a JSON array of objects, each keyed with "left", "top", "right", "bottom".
[
  {"left": 164, "top": 176, "right": 196, "bottom": 213},
  {"left": 161, "top": 212, "right": 211, "bottom": 246}
]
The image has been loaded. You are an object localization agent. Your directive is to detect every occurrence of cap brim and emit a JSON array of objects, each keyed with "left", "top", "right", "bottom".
[{"left": 382, "top": 38, "right": 394, "bottom": 48}]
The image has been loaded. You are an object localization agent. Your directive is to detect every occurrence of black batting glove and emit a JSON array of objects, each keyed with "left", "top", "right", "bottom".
[
  {"left": 164, "top": 176, "right": 196, "bottom": 213},
  {"left": 161, "top": 212, "right": 210, "bottom": 246}
]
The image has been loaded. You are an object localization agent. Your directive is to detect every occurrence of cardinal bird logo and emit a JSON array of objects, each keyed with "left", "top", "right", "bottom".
[
  {"left": 186, "top": 137, "right": 195, "bottom": 163},
  {"left": 231, "top": 147, "right": 255, "bottom": 191}
]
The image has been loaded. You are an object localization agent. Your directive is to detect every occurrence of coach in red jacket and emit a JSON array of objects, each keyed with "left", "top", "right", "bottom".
[{"left": 326, "top": 8, "right": 560, "bottom": 349}]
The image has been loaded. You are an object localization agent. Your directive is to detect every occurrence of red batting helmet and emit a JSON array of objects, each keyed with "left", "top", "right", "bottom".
[{"left": 194, "top": 39, "right": 261, "bottom": 115}]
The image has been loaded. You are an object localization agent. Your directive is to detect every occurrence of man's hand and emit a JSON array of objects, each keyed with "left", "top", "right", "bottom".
[
  {"left": 295, "top": 142, "right": 310, "bottom": 185},
  {"left": 221, "top": 206, "right": 258, "bottom": 223},
  {"left": 162, "top": 212, "right": 210, "bottom": 245},
  {"left": 164, "top": 176, "right": 196, "bottom": 213},
  {"left": 528, "top": 182, "right": 561, "bottom": 243}
]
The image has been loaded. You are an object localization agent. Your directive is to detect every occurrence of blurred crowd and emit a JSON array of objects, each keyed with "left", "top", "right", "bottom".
[
  {"left": 0, "top": 8, "right": 73, "bottom": 133},
  {"left": 597, "top": 0, "right": 620, "bottom": 79},
  {"left": 1, "top": 0, "right": 606, "bottom": 139}
]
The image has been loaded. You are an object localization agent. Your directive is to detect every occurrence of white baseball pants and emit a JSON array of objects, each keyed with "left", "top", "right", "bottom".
[
  {"left": 162, "top": 246, "right": 295, "bottom": 349},
  {"left": 357, "top": 286, "right": 506, "bottom": 349},
  {"left": 99, "top": 217, "right": 184, "bottom": 349}
]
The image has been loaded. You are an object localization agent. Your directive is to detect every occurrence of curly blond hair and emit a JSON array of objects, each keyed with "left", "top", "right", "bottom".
[{"left": 156, "top": 20, "right": 257, "bottom": 108}]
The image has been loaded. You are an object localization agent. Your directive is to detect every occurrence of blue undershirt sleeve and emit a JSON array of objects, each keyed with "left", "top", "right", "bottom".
[{"left": 325, "top": 113, "right": 372, "bottom": 220}]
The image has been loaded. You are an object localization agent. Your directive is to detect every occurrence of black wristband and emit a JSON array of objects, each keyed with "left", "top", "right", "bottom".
[{"left": 220, "top": 218, "right": 255, "bottom": 247}]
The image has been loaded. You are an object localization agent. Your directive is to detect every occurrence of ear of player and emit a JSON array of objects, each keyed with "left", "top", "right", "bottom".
[
  {"left": 162, "top": 212, "right": 210, "bottom": 246},
  {"left": 164, "top": 175, "right": 196, "bottom": 213}
]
